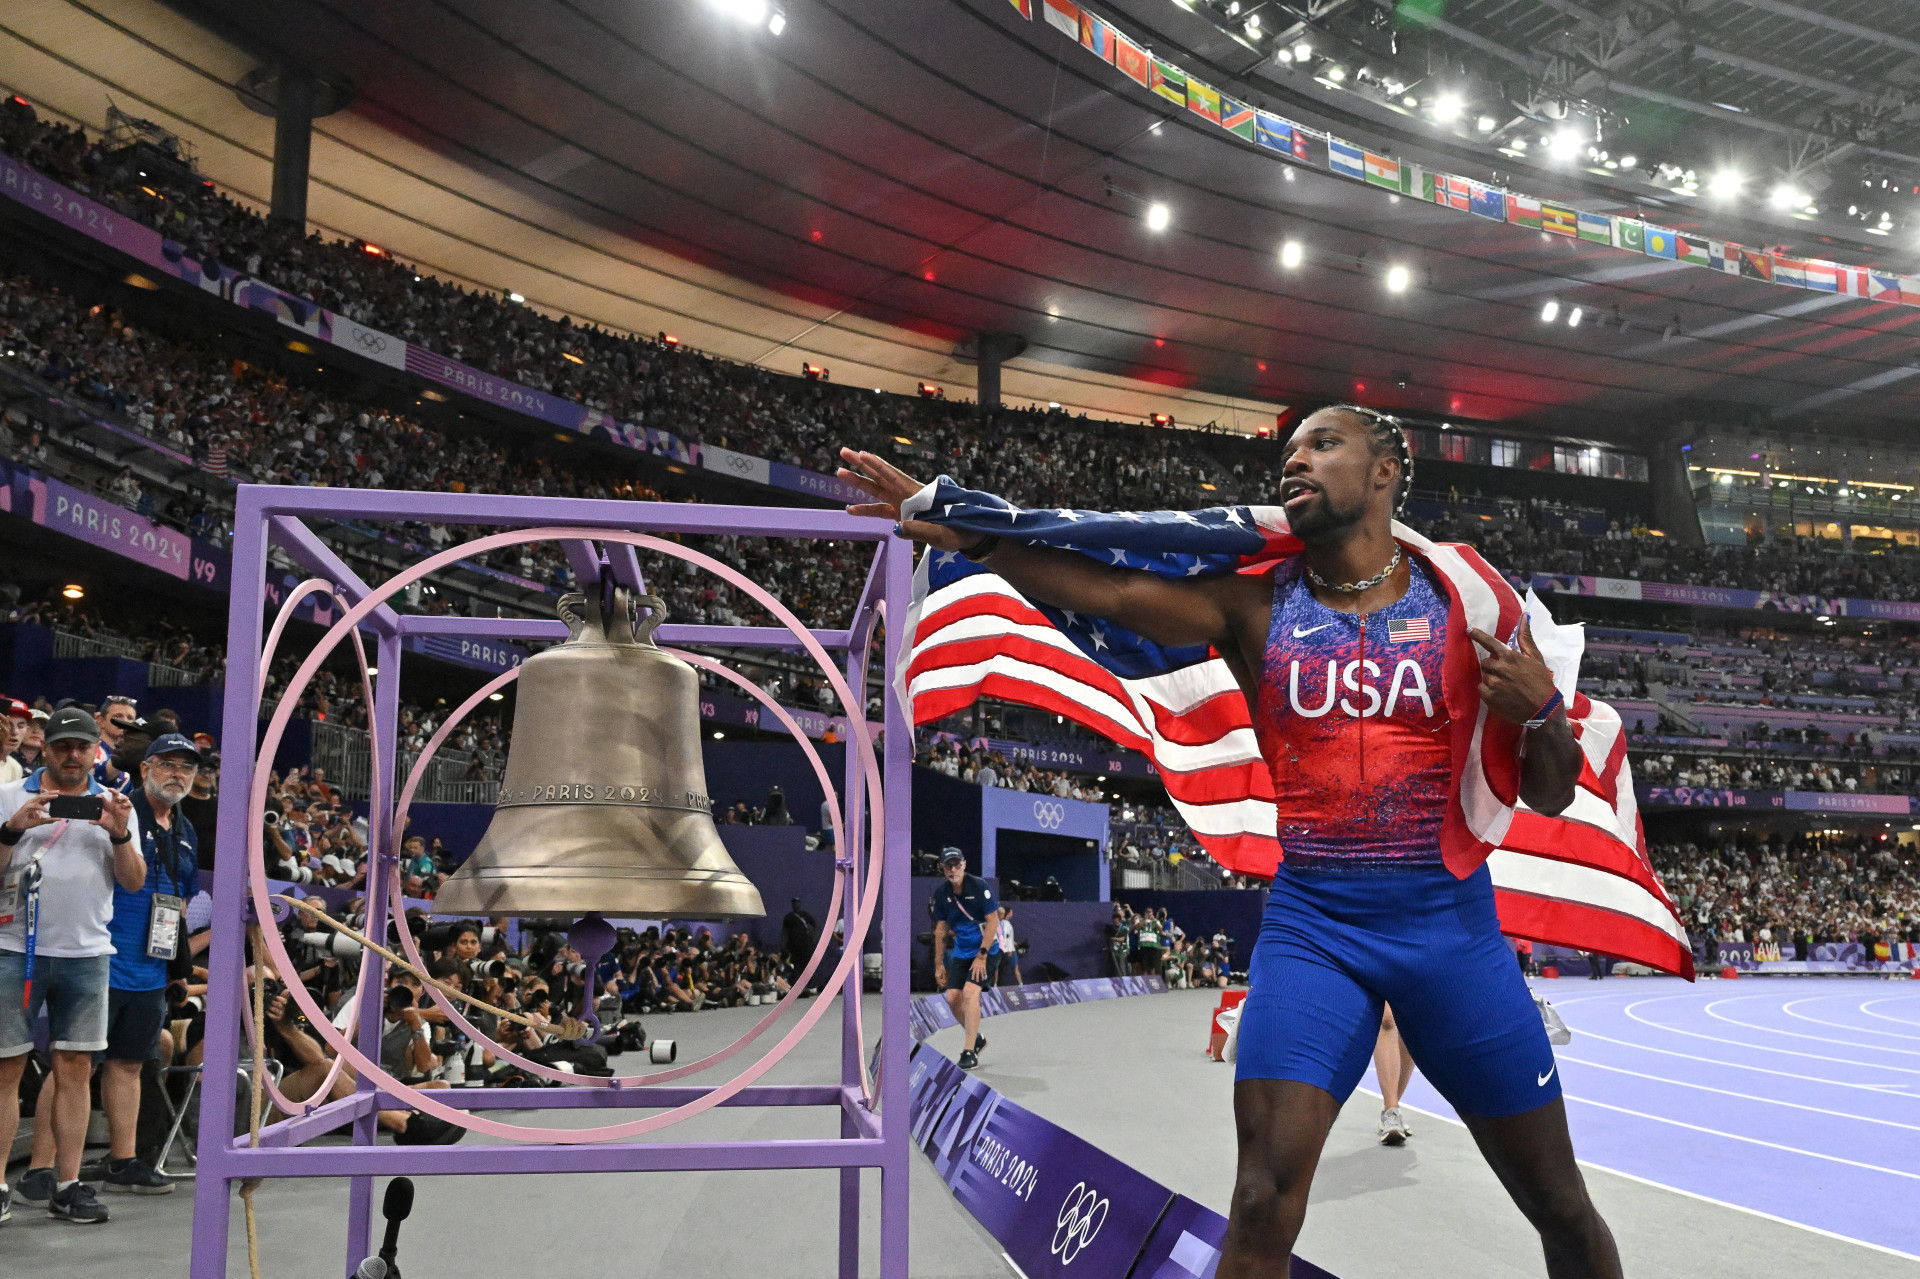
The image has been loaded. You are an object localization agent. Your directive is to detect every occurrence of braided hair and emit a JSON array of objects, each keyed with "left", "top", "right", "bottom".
[{"left": 1327, "top": 404, "right": 1414, "bottom": 517}]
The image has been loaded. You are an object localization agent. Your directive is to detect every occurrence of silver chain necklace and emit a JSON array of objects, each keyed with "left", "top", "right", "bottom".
[{"left": 1307, "top": 546, "right": 1402, "bottom": 595}]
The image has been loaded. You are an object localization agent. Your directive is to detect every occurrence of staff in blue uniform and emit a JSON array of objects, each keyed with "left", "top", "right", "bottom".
[{"left": 927, "top": 848, "right": 1001, "bottom": 1071}]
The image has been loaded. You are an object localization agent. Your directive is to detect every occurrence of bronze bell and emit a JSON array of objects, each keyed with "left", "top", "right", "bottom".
[{"left": 433, "top": 589, "right": 764, "bottom": 920}]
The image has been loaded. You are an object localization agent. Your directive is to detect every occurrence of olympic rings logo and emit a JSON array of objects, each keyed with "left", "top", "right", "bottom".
[
  {"left": 1051, "top": 1181, "right": 1108, "bottom": 1266},
  {"left": 349, "top": 327, "right": 390, "bottom": 355},
  {"left": 1033, "top": 801, "right": 1065, "bottom": 830}
]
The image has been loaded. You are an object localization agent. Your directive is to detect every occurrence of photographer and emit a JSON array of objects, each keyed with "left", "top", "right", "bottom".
[
  {"left": 0, "top": 707, "right": 143, "bottom": 1224},
  {"left": 261, "top": 800, "right": 307, "bottom": 884},
  {"left": 260, "top": 980, "right": 463, "bottom": 1145}
]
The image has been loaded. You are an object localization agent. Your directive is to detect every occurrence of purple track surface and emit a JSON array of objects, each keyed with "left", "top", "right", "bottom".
[{"left": 1372, "top": 976, "right": 1920, "bottom": 1262}]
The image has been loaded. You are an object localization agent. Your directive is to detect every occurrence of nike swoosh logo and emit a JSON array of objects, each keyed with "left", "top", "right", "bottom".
[
  {"left": 1292, "top": 624, "right": 1333, "bottom": 638},
  {"left": 1537, "top": 1064, "right": 1557, "bottom": 1087}
]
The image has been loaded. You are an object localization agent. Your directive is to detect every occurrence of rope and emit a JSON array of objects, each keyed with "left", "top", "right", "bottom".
[
  {"left": 270, "top": 895, "right": 591, "bottom": 1041},
  {"left": 241, "top": 924, "right": 267, "bottom": 1279}
]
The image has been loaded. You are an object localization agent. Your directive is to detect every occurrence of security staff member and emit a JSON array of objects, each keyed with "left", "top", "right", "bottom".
[{"left": 927, "top": 848, "right": 1001, "bottom": 1070}]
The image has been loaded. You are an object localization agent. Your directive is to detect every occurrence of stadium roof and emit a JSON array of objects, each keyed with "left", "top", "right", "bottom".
[{"left": 44, "top": 1, "right": 1920, "bottom": 444}]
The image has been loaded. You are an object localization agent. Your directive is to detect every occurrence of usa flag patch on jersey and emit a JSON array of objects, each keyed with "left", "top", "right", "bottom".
[{"left": 1387, "top": 617, "right": 1430, "bottom": 643}]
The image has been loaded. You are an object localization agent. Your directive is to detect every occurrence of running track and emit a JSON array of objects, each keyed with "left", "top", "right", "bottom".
[{"left": 1366, "top": 976, "right": 1920, "bottom": 1262}]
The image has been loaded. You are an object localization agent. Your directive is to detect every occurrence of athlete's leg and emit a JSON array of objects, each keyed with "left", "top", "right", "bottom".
[
  {"left": 956, "top": 980, "right": 983, "bottom": 1050},
  {"left": 1373, "top": 1004, "right": 1414, "bottom": 1110},
  {"left": 1219, "top": 1079, "right": 1341, "bottom": 1279},
  {"left": 1459, "top": 1099, "right": 1623, "bottom": 1279}
]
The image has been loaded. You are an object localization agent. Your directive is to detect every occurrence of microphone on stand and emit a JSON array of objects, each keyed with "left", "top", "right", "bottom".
[{"left": 353, "top": 1177, "right": 415, "bottom": 1279}]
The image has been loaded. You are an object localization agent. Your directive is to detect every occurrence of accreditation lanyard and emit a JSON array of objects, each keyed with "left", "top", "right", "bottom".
[
  {"left": 944, "top": 885, "right": 995, "bottom": 953},
  {"left": 19, "top": 820, "right": 69, "bottom": 1011}
]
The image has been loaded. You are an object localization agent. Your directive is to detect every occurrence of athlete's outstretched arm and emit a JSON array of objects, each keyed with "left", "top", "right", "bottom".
[
  {"left": 837, "top": 448, "right": 1238, "bottom": 649},
  {"left": 1469, "top": 620, "right": 1582, "bottom": 816}
]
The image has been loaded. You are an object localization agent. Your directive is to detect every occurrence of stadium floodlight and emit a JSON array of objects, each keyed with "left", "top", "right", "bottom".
[
  {"left": 768, "top": 9, "right": 786, "bottom": 34},
  {"left": 1707, "top": 170, "right": 1741, "bottom": 199},
  {"left": 1769, "top": 184, "right": 1801, "bottom": 209},
  {"left": 712, "top": 0, "right": 769, "bottom": 23},
  {"left": 1294, "top": 40, "right": 1312, "bottom": 60},
  {"left": 1386, "top": 264, "right": 1410, "bottom": 292},
  {"left": 1279, "top": 240, "right": 1304, "bottom": 268},
  {"left": 1549, "top": 129, "right": 1583, "bottom": 159},
  {"left": 1325, "top": 65, "right": 1347, "bottom": 82},
  {"left": 1432, "top": 94, "right": 1463, "bottom": 123},
  {"left": 1477, "top": 115, "right": 1497, "bottom": 132},
  {"left": 1541, "top": 300, "right": 1560, "bottom": 323},
  {"left": 1567, "top": 306, "right": 1584, "bottom": 327},
  {"left": 1146, "top": 202, "right": 1171, "bottom": 231}
]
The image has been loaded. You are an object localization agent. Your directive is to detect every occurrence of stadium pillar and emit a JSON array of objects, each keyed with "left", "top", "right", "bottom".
[
  {"left": 271, "top": 67, "right": 316, "bottom": 228},
  {"left": 1648, "top": 437, "right": 1704, "bottom": 546},
  {"left": 974, "top": 332, "right": 1025, "bottom": 409}
]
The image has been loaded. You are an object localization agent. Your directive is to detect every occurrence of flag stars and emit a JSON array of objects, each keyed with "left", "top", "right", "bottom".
[
  {"left": 1088, "top": 626, "right": 1110, "bottom": 652},
  {"left": 934, "top": 550, "right": 960, "bottom": 568},
  {"left": 1109, "top": 548, "right": 1131, "bottom": 565},
  {"left": 1055, "top": 509, "right": 1083, "bottom": 521}
]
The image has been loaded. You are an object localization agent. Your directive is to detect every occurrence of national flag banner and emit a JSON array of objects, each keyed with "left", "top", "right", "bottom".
[
  {"left": 1186, "top": 77, "right": 1223, "bottom": 124},
  {"left": 1363, "top": 150, "right": 1400, "bottom": 190},
  {"left": 1869, "top": 271, "right": 1900, "bottom": 301},
  {"left": 1468, "top": 183, "right": 1506, "bottom": 221},
  {"left": 1041, "top": 0, "right": 1079, "bottom": 38},
  {"left": 1576, "top": 211, "right": 1611, "bottom": 244},
  {"left": 1507, "top": 194, "right": 1543, "bottom": 229},
  {"left": 899, "top": 477, "right": 1696, "bottom": 980},
  {"left": 1078, "top": 10, "right": 1116, "bottom": 61},
  {"left": 1253, "top": 110, "right": 1292, "bottom": 155},
  {"left": 1611, "top": 217, "right": 1644, "bottom": 252},
  {"left": 1386, "top": 617, "right": 1430, "bottom": 644},
  {"left": 1114, "top": 32, "right": 1151, "bottom": 87},
  {"left": 1329, "top": 137, "right": 1366, "bottom": 180},
  {"left": 1740, "top": 248, "right": 1774, "bottom": 282},
  {"left": 1707, "top": 241, "right": 1741, "bottom": 274},
  {"left": 1838, "top": 267, "right": 1871, "bottom": 298},
  {"left": 1292, "top": 128, "right": 1328, "bottom": 169},
  {"left": 1772, "top": 256, "right": 1808, "bottom": 288},
  {"left": 1439, "top": 174, "right": 1472, "bottom": 211},
  {"left": 1007, "top": 0, "right": 1032, "bottom": 19},
  {"left": 1404, "top": 165, "right": 1433, "bottom": 201},
  {"left": 1677, "top": 236, "right": 1711, "bottom": 267},
  {"left": 1220, "top": 96, "right": 1255, "bottom": 140},
  {"left": 1643, "top": 225, "right": 1679, "bottom": 259},
  {"left": 1541, "top": 204, "right": 1577, "bottom": 236},
  {"left": 1800, "top": 259, "right": 1840, "bottom": 292},
  {"left": 1149, "top": 57, "right": 1187, "bottom": 106},
  {"left": 1900, "top": 275, "right": 1920, "bottom": 305}
]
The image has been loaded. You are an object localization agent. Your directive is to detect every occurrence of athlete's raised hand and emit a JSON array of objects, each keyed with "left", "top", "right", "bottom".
[
  {"left": 836, "top": 448, "right": 980, "bottom": 551},
  {"left": 1468, "top": 618, "right": 1560, "bottom": 728}
]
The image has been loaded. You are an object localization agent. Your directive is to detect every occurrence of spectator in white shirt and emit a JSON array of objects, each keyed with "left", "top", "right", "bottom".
[{"left": 0, "top": 707, "right": 144, "bottom": 1224}]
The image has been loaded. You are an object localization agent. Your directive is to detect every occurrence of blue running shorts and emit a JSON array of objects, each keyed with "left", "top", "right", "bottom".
[{"left": 1234, "top": 862, "right": 1561, "bottom": 1118}]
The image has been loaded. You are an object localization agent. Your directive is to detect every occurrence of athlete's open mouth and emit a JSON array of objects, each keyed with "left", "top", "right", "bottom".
[{"left": 1280, "top": 478, "right": 1319, "bottom": 510}]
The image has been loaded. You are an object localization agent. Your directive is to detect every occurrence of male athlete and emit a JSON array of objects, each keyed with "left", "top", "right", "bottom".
[
  {"left": 927, "top": 848, "right": 1001, "bottom": 1070},
  {"left": 840, "top": 406, "right": 1622, "bottom": 1278}
]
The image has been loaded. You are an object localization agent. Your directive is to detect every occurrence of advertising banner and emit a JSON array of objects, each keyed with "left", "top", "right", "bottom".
[
  {"left": 1, "top": 463, "right": 193, "bottom": 579},
  {"left": 404, "top": 634, "right": 530, "bottom": 674},
  {"left": 700, "top": 444, "right": 773, "bottom": 487},
  {"left": 1641, "top": 786, "right": 1914, "bottom": 814},
  {"left": 936, "top": 1073, "right": 1173, "bottom": 1279}
]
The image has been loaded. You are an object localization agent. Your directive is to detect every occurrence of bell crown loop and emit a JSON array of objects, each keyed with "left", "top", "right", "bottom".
[{"left": 555, "top": 588, "right": 668, "bottom": 648}]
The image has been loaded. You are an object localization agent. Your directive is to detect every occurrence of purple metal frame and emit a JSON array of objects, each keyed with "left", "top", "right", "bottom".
[{"left": 192, "top": 486, "right": 915, "bottom": 1279}]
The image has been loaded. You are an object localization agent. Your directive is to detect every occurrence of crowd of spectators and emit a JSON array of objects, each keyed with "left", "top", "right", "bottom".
[
  {"left": 1653, "top": 831, "right": 1920, "bottom": 953},
  {"left": 1105, "top": 903, "right": 1234, "bottom": 987}
]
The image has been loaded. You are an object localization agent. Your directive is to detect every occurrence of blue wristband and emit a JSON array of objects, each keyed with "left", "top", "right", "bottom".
[{"left": 1522, "top": 689, "right": 1565, "bottom": 730}]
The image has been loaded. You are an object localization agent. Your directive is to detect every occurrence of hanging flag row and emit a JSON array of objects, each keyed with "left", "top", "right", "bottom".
[{"left": 1015, "top": 0, "right": 1920, "bottom": 307}]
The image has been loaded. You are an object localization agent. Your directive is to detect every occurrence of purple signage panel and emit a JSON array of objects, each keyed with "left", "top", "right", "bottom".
[
  {"left": 9, "top": 471, "right": 194, "bottom": 578},
  {"left": 1781, "top": 791, "right": 1914, "bottom": 815},
  {"left": 405, "top": 633, "right": 530, "bottom": 674},
  {"left": 907, "top": 1045, "right": 966, "bottom": 1149},
  {"left": 1133, "top": 1194, "right": 1338, "bottom": 1279},
  {"left": 943, "top": 1082, "right": 1173, "bottom": 1279}
]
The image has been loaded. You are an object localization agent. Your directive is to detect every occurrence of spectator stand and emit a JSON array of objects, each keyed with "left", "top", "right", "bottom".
[{"left": 192, "top": 485, "right": 916, "bottom": 1279}]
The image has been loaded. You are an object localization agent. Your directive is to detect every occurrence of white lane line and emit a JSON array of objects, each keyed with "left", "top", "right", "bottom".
[
  {"left": 1353, "top": 1084, "right": 1920, "bottom": 1264},
  {"left": 1783, "top": 997, "right": 1920, "bottom": 1043},
  {"left": 1860, "top": 997, "right": 1920, "bottom": 1028},
  {"left": 1558, "top": 1054, "right": 1920, "bottom": 1132},
  {"left": 1567, "top": 1025, "right": 1920, "bottom": 1097},
  {"left": 1705, "top": 996, "right": 1920, "bottom": 1057},
  {"left": 1563, "top": 1094, "right": 1920, "bottom": 1182},
  {"left": 1622, "top": 996, "right": 1920, "bottom": 1076}
]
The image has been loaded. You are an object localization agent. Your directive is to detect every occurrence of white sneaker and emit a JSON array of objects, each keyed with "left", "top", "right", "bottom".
[{"left": 1378, "top": 1106, "right": 1410, "bottom": 1146}]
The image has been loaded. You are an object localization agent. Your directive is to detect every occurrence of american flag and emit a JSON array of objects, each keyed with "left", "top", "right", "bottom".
[
  {"left": 1386, "top": 617, "right": 1430, "bottom": 644},
  {"left": 898, "top": 478, "right": 1695, "bottom": 978}
]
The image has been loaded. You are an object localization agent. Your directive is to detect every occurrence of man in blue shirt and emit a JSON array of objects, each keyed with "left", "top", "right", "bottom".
[
  {"left": 97, "top": 734, "right": 199, "bottom": 1192},
  {"left": 927, "top": 848, "right": 1000, "bottom": 1070}
]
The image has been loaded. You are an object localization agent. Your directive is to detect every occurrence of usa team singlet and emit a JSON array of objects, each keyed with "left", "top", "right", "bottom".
[{"left": 1235, "top": 557, "right": 1562, "bottom": 1118}]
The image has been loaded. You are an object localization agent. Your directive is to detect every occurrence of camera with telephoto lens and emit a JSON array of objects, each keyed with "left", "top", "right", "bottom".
[
  {"left": 279, "top": 864, "right": 316, "bottom": 885},
  {"left": 385, "top": 986, "right": 416, "bottom": 1016},
  {"left": 299, "top": 931, "right": 361, "bottom": 961}
]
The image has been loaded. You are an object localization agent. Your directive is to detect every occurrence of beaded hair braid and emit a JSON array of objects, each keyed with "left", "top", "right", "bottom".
[{"left": 1328, "top": 403, "right": 1414, "bottom": 516}]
